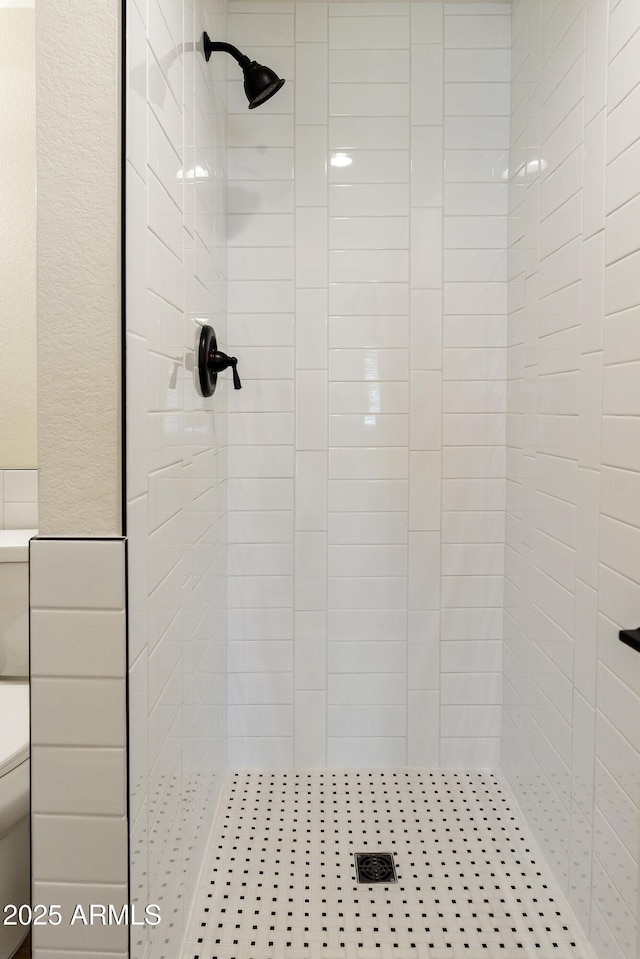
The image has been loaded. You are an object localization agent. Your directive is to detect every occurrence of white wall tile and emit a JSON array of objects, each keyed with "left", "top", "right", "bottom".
[
  {"left": 408, "top": 532, "right": 440, "bottom": 610},
  {"left": 408, "top": 610, "right": 440, "bottom": 689},
  {"left": 4, "top": 501, "right": 38, "bottom": 529},
  {"left": 228, "top": 705, "right": 293, "bottom": 737},
  {"left": 296, "top": 125, "right": 328, "bottom": 206},
  {"left": 412, "top": 128, "right": 444, "bottom": 209},
  {"left": 329, "top": 15, "right": 410, "bottom": 50},
  {"left": 228, "top": 672, "right": 293, "bottom": 706},
  {"left": 444, "top": 14, "right": 510, "bottom": 48},
  {"left": 296, "top": 370, "right": 327, "bottom": 450},
  {"left": 228, "top": 12, "right": 293, "bottom": 46},
  {"left": 296, "top": 2, "right": 328, "bottom": 42},
  {"left": 328, "top": 544, "right": 406, "bottom": 577},
  {"left": 329, "top": 315, "right": 409, "bottom": 349},
  {"left": 441, "top": 704, "right": 501, "bottom": 737},
  {"left": 411, "top": 208, "right": 443, "bottom": 288},
  {"left": 330, "top": 82, "right": 409, "bottom": 118},
  {"left": 412, "top": 45, "right": 444, "bottom": 124},
  {"left": 440, "top": 736, "right": 500, "bottom": 767},
  {"left": 329, "top": 149, "right": 410, "bottom": 185},
  {"left": 410, "top": 372, "right": 442, "bottom": 449},
  {"left": 31, "top": 882, "right": 128, "bottom": 953},
  {"left": 295, "top": 532, "right": 328, "bottom": 610},
  {"left": 296, "top": 42, "right": 328, "bottom": 126},
  {"left": 31, "top": 610, "right": 126, "bottom": 678},
  {"left": 327, "top": 736, "right": 406, "bottom": 767},
  {"left": 330, "top": 250, "right": 409, "bottom": 284},
  {"left": 228, "top": 477, "right": 293, "bottom": 512},
  {"left": 411, "top": 3, "right": 442, "bottom": 44},
  {"left": 228, "top": 640, "right": 292, "bottom": 673},
  {"left": 441, "top": 671, "right": 502, "bottom": 705},
  {"left": 328, "top": 478, "right": 408, "bottom": 513},
  {"left": 329, "top": 213, "right": 409, "bottom": 249},
  {"left": 330, "top": 48, "right": 409, "bottom": 84},
  {"left": 296, "top": 451, "right": 328, "bottom": 530},
  {"left": 32, "top": 815, "right": 127, "bottom": 884},
  {"left": 330, "top": 116, "right": 411, "bottom": 151},
  {"left": 32, "top": 747, "right": 126, "bottom": 816},
  {"left": 295, "top": 611, "right": 327, "bottom": 690},
  {"left": 444, "top": 116, "right": 510, "bottom": 149},
  {"left": 328, "top": 575, "right": 407, "bottom": 609},
  {"left": 328, "top": 510, "right": 408, "bottom": 545},
  {"left": 294, "top": 690, "right": 327, "bottom": 765},
  {"left": 223, "top": 0, "right": 511, "bottom": 777},
  {"left": 31, "top": 678, "right": 126, "bottom": 747},
  {"left": 445, "top": 48, "right": 510, "bottom": 82},
  {"left": 296, "top": 289, "right": 328, "bottom": 370},
  {"left": 296, "top": 207, "right": 328, "bottom": 287},
  {"left": 330, "top": 413, "right": 409, "bottom": 448},
  {"left": 409, "top": 451, "right": 442, "bottom": 530},
  {"left": 328, "top": 672, "right": 406, "bottom": 706},
  {"left": 328, "top": 704, "right": 406, "bottom": 737},
  {"left": 329, "top": 639, "right": 406, "bottom": 674},
  {"left": 30, "top": 539, "right": 125, "bottom": 610},
  {"left": 228, "top": 737, "right": 293, "bottom": 768}
]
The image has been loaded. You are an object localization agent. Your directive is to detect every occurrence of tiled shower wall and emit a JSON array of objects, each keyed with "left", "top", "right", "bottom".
[
  {"left": 226, "top": 0, "right": 510, "bottom": 768},
  {"left": 125, "top": 0, "right": 228, "bottom": 956},
  {"left": 503, "top": 0, "right": 640, "bottom": 957}
]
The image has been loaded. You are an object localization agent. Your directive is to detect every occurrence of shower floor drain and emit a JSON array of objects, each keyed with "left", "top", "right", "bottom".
[{"left": 355, "top": 852, "right": 396, "bottom": 883}]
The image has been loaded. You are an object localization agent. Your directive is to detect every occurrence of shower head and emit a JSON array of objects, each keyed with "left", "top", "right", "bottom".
[{"left": 202, "top": 33, "right": 285, "bottom": 109}]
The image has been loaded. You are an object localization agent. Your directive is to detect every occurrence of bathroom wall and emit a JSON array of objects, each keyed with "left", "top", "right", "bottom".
[
  {"left": 31, "top": 3, "right": 128, "bottom": 954},
  {"left": 125, "top": 0, "right": 229, "bottom": 956},
  {"left": 37, "top": 0, "right": 122, "bottom": 536},
  {"left": 502, "top": 1, "right": 640, "bottom": 957},
  {"left": 0, "top": 470, "right": 38, "bottom": 530},
  {"left": 226, "top": 0, "right": 510, "bottom": 768},
  {"left": 0, "top": 2, "right": 37, "bottom": 471}
]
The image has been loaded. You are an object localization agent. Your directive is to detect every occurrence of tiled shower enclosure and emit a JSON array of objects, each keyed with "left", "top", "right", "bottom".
[{"left": 124, "top": 0, "right": 640, "bottom": 957}]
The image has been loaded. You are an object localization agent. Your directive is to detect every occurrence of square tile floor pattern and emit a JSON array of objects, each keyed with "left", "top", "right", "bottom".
[{"left": 182, "top": 770, "right": 594, "bottom": 959}]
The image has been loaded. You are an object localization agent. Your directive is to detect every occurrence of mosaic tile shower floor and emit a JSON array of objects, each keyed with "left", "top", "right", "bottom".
[{"left": 182, "top": 770, "right": 594, "bottom": 959}]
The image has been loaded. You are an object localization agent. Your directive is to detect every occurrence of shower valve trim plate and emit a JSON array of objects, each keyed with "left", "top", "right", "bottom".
[{"left": 198, "top": 325, "right": 242, "bottom": 397}]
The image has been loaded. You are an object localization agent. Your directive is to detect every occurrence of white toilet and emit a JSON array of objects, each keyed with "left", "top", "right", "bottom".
[{"left": 0, "top": 530, "right": 34, "bottom": 959}]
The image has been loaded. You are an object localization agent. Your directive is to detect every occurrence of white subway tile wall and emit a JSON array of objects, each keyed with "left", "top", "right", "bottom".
[
  {"left": 0, "top": 469, "right": 38, "bottom": 529},
  {"left": 503, "top": 1, "right": 640, "bottom": 957},
  {"left": 125, "top": 0, "right": 229, "bottom": 957},
  {"left": 226, "top": 1, "right": 509, "bottom": 768},
  {"left": 30, "top": 538, "right": 128, "bottom": 956}
]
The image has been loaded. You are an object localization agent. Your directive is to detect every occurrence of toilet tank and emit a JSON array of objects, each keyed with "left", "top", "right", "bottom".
[{"left": 0, "top": 531, "right": 36, "bottom": 678}]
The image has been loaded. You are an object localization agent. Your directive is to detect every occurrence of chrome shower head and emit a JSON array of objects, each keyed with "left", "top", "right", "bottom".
[{"left": 202, "top": 33, "right": 286, "bottom": 109}]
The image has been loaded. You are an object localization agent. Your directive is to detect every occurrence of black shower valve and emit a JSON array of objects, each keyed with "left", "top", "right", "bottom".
[
  {"left": 209, "top": 348, "right": 242, "bottom": 389},
  {"left": 198, "top": 324, "right": 242, "bottom": 397}
]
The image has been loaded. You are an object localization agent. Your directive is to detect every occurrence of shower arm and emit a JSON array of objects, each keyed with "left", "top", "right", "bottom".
[{"left": 202, "top": 34, "right": 251, "bottom": 68}]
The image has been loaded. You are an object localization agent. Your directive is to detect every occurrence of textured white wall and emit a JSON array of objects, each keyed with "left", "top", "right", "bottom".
[
  {"left": 125, "top": 0, "right": 229, "bottom": 955},
  {"left": 0, "top": 8, "right": 37, "bottom": 469},
  {"left": 226, "top": 0, "right": 509, "bottom": 770},
  {"left": 503, "top": 1, "right": 640, "bottom": 956},
  {"left": 36, "top": 0, "right": 122, "bottom": 535}
]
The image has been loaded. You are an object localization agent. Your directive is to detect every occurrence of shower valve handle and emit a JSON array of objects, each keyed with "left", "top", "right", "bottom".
[
  {"left": 197, "top": 324, "right": 242, "bottom": 397},
  {"left": 210, "top": 350, "right": 242, "bottom": 390}
]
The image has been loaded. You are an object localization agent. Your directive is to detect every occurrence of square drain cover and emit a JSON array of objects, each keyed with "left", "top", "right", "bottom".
[{"left": 355, "top": 852, "right": 397, "bottom": 884}]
